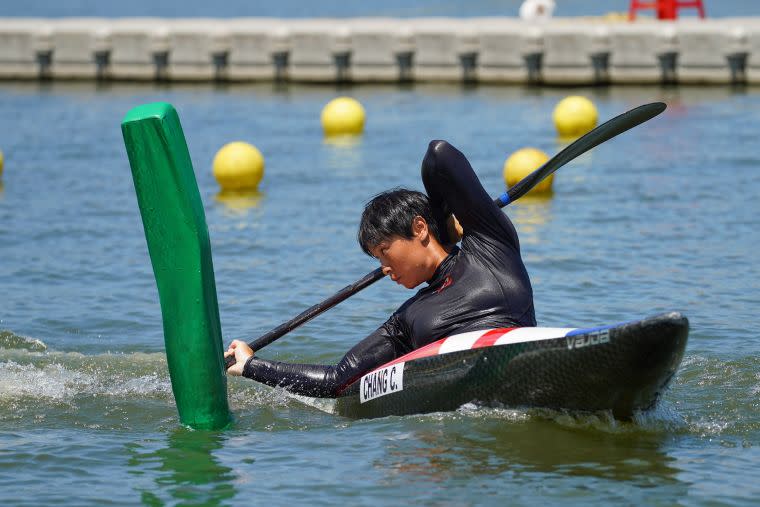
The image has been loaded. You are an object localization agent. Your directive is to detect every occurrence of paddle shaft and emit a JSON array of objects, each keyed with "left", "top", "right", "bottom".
[
  {"left": 250, "top": 267, "right": 384, "bottom": 352},
  {"left": 225, "top": 269, "right": 384, "bottom": 368},
  {"left": 225, "top": 102, "right": 666, "bottom": 369}
]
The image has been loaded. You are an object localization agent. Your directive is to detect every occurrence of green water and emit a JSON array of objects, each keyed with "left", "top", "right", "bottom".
[{"left": 0, "top": 82, "right": 758, "bottom": 505}]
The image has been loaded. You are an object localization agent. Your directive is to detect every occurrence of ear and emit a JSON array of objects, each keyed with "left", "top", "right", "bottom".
[{"left": 412, "top": 216, "right": 429, "bottom": 242}]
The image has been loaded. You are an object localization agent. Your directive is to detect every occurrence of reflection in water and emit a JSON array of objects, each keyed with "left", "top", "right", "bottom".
[
  {"left": 214, "top": 190, "right": 264, "bottom": 216},
  {"left": 323, "top": 135, "right": 362, "bottom": 149},
  {"left": 509, "top": 196, "right": 554, "bottom": 246},
  {"left": 322, "top": 135, "right": 365, "bottom": 177},
  {"left": 128, "top": 427, "right": 236, "bottom": 505},
  {"left": 378, "top": 411, "right": 686, "bottom": 489},
  {"left": 0, "top": 181, "right": 4, "bottom": 197}
]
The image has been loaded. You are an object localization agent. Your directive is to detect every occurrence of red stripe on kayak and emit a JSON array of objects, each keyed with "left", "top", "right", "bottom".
[
  {"left": 381, "top": 339, "right": 445, "bottom": 369},
  {"left": 472, "top": 328, "right": 515, "bottom": 349},
  {"left": 399, "top": 340, "right": 444, "bottom": 363},
  {"left": 359, "top": 328, "right": 517, "bottom": 378}
]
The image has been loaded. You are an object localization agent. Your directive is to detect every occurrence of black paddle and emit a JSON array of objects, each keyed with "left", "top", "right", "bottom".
[{"left": 225, "top": 101, "right": 667, "bottom": 369}]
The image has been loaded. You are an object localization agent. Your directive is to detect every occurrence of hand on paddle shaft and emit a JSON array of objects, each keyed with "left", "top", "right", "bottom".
[{"left": 224, "top": 102, "right": 667, "bottom": 370}]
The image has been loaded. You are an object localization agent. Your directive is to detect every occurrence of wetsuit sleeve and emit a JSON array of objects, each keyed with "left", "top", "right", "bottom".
[
  {"left": 421, "top": 140, "right": 520, "bottom": 250},
  {"left": 241, "top": 314, "right": 410, "bottom": 398}
]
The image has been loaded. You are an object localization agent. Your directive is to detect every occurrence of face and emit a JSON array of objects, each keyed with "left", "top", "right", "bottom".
[{"left": 369, "top": 217, "right": 433, "bottom": 289}]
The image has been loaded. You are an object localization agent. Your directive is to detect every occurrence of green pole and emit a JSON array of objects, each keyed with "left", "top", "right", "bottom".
[{"left": 121, "top": 102, "right": 232, "bottom": 430}]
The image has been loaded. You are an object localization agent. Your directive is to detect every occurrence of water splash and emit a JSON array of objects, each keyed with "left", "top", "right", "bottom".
[
  {"left": 675, "top": 354, "right": 760, "bottom": 438},
  {"left": 0, "top": 361, "right": 90, "bottom": 401},
  {"left": 0, "top": 350, "right": 172, "bottom": 404}
]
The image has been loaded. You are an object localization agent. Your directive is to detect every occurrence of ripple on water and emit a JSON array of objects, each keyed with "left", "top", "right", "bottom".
[
  {"left": 0, "top": 330, "right": 46, "bottom": 352},
  {"left": 672, "top": 354, "right": 760, "bottom": 438}
]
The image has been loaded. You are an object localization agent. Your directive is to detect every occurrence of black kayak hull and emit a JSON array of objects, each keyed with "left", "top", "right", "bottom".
[{"left": 334, "top": 312, "right": 688, "bottom": 419}]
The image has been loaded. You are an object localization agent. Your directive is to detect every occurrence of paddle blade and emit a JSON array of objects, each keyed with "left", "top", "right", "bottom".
[{"left": 498, "top": 102, "right": 666, "bottom": 207}]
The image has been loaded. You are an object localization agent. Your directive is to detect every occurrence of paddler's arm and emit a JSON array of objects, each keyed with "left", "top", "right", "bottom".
[
  {"left": 225, "top": 317, "right": 409, "bottom": 398},
  {"left": 421, "top": 140, "right": 520, "bottom": 249}
]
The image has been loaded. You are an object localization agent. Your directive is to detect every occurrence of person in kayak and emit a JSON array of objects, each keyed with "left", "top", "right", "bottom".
[{"left": 225, "top": 140, "right": 536, "bottom": 396}]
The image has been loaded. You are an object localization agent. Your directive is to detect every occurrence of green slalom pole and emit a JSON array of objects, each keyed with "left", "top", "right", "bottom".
[{"left": 122, "top": 103, "right": 232, "bottom": 430}]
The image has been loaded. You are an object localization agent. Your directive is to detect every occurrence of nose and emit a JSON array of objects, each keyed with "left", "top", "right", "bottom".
[{"left": 381, "top": 265, "right": 393, "bottom": 277}]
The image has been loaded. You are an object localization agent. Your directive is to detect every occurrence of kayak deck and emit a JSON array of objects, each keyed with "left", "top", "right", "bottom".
[{"left": 334, "top": 312, "right": 688, "bottom": 419}]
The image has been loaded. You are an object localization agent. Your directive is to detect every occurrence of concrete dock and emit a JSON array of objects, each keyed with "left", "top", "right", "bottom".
[{"left": 1, "top": 17, "right": 759, "bottom": 85}]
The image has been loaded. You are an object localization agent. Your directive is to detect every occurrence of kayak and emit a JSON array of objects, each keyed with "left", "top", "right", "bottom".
[{"left": 334, "top": 312, "right": 688, "bottom": 419}]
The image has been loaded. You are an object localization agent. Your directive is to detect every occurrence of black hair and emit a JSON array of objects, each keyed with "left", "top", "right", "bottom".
[{"left": 357, "top": 188, "right": 440, "bottom": 256}]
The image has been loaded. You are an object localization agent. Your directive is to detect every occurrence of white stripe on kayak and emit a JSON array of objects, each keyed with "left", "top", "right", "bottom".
[
  {"left": 494, "top": 327, "right": 577, "bottom": 346},
  {"left": 438, "top": 330, "right": 488, "bottom": 354}
]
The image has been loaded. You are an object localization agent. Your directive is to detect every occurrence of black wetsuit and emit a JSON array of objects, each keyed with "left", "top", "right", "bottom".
[{"left": 243, "top": 140, "right": 536, "bottom": 397}]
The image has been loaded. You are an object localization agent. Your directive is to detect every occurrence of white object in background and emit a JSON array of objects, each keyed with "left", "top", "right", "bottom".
[{"left": 519, "top": 0, "right": 556, "bottom": 20}]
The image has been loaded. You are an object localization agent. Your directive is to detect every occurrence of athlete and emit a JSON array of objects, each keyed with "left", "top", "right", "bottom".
[{"left": 225, "top": 140, "right": 536, "bottom": 396}]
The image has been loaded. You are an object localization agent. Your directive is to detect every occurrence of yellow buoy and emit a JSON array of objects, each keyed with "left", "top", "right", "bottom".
[
  {"left": 553, "top": 96, "right": 598, "bottom": 138},
  {"left": 503, "top": 147, "right": 553, "bottom": 195},
  {"left": 212, "top": 141, "right": 265, "bottom": 192},
  {"left": 321, "top": 97, "right": 365, "bottom": 137}
]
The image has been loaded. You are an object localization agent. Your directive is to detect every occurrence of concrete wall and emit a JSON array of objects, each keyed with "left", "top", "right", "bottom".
[{"left": 0, "top": 17, "right": 758, "bottom": 85}]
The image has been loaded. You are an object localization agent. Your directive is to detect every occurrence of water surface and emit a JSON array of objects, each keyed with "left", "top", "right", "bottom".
[{"left": 0, "top": 82, "right": 758, "bottom": 505}]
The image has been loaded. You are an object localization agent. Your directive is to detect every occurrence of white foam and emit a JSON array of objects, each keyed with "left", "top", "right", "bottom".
[
  {"left": 0, "top": 361, "right": 93, "bottom": 401},
  {"left": 0, "top": 354, "right": 172, "bottom": 402},
  {"left": 106, "top": 373, "right": 171, "bottom": 397}
]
